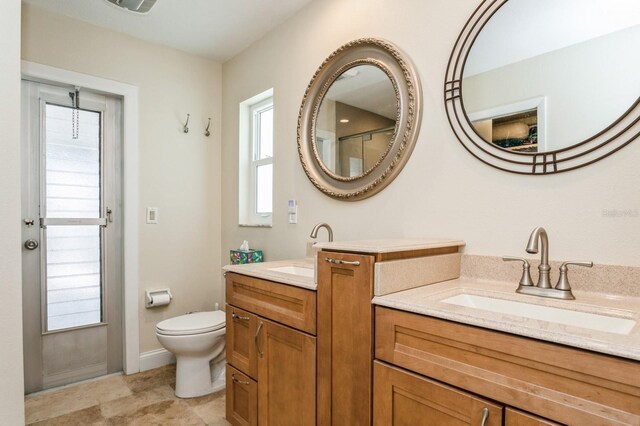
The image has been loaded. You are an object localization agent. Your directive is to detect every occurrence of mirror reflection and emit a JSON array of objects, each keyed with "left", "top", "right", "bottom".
[
  {"left": 462, "top": 0, "right": 640, "bottom": 153},
  {"left": 315, "top": 65, "right": 397, "bottom": 177}
]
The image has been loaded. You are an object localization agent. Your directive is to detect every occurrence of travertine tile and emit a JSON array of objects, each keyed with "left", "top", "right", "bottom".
[
  {"left": 107, "top": 400, "right": 206, "bottom": 426},
  {"left": 25, "top": 375, "right": 132, "bottom": 424},
  {"left": 123, "top": 364, "right": 176, "bottom": 393},
  {"left": 26, "top": 365, "right": 229, "bottom": 426},
  {"left": 192, "top": 395, "right": 229, "bottom": 425},
  {"left": 26, "top": 388, "right": 96, "bottom": 424},
  {"left": 29, "top": 405, "right": 106, "bottom": 426},
  {"left": 101, "top": 385, "right": 176, "bottom": 418}
]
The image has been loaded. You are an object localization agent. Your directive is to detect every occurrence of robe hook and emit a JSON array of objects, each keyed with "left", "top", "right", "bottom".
[
  {"left": 183, "top": 114, "right": 190, "bottom": 133},
  {"left": 205, "top": 118, "right": 211, "bottom": 137}
]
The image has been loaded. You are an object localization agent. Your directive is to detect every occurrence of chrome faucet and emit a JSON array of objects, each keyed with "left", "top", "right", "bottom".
[
  {"left": 503, "top": 226, "right": 593, "bottom": 300},
  {"left": 525, "top": 226, "right": 552, "bottom": 289},
  {"left": 310, "top": 222, "right": 333, "bottom": 242}
]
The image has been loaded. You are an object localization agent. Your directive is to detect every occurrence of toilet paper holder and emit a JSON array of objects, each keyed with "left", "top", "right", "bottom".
[{"left": 145, "top": 288, "right": 173, "bottom": 308}]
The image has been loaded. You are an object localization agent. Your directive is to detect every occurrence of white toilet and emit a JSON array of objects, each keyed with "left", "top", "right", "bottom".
[{"left": 156, "top": 310, "right": 226, "bottom": 398}]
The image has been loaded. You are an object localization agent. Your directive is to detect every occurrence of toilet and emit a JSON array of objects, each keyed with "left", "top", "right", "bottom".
[{"left": 156, "top": 310, "right": 226, "bottom": 398}]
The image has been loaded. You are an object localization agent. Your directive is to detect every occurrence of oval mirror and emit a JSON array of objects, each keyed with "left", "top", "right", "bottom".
[
  {"left": 445, "top": 0, "right": 640, "bottom": 174},
  {"left": 298, "top": 38, "right": 422, "bottom": 200}
]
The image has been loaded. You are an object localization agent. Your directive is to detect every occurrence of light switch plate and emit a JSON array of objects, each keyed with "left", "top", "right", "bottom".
[{"left": 146, "top": 207, "right": 158, "bottom": 224}]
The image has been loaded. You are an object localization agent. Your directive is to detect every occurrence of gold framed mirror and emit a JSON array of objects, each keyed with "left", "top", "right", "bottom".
[
  {"left": 445, "top": 0, "right": 640, "bottom": 174},
  {"left": 297, "top": 38, "right": 422, "bottom": 200}
]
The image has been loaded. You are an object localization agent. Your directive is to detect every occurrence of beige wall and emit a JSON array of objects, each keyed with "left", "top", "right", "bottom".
[
  {"left": 22, "top": 4, "right": 223, "bottom": 354},
  {"left": 0, "top": 0, "right": 26, "bottom": 422},
  {"left": 221, "top": 0, "right": 640, "bottom": 273}
]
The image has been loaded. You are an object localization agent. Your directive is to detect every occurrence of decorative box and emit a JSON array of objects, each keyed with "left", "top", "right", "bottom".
[{"left": 230, "top": 249, "right": 263, "bottom": 265}]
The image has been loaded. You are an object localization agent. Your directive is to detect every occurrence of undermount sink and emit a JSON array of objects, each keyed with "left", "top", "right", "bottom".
[
  {"left": 267, "top": 265, "right": 314, "bottom": 278},
  {"left": 441, "top": 293, "right": 636, "bottom": 335}
]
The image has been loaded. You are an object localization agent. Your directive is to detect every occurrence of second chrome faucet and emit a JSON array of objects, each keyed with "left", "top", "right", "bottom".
[{"left": 504, "top": 226, "right": 593, "bottom": 300}]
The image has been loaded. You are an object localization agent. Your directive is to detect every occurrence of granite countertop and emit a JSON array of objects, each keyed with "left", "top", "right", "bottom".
[
  {"left": 314, "top": 238, "right": 465, "bottom": 254},
  {"left": 223, "top": 258, "right": 316, "bottom": 290},
  {"left": 373, "top": 278, "right": 640, "bottom": 361}
]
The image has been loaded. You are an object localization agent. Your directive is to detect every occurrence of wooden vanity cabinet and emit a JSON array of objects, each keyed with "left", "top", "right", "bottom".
[
  {"left": 374, "top": 361, "right": 503, "bottom": 426},
  {"left": 375, "top": 306, "right": 640, "bottom": 425},
  {"left": 225, "top": 272, "right": 317, "bottom": 426},
  {"left": 317, "top": 251, "right": 375, "bottom": 426}
]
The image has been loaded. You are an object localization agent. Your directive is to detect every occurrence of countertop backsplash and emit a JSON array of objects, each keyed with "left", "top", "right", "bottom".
[{"left": 461, "top": 254, "right": 640, "bottom": 298}]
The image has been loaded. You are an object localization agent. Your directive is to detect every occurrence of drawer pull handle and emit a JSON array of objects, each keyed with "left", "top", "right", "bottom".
[
  {"left": 324, "top": 257, "right": 360, "bottom": 266},
  {"left": 231, "top": 373, "right": 250, "bottom": 386},
  {"left": 480, "top": 407, "right": 489, "bottom": 426},
  {"left": 255, "top": 321, "right": 264, "bottom": 358},
  {"left": 232, "top": 312, "right": 250, "bottom": 321}
]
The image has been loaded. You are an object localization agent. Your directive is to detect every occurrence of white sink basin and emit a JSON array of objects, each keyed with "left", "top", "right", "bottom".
[
  {"left": 441, "top": 294, "right": 636, "bottom": 335},
  {"left": 268, "top": 266, "right": 314, "bottom": 278}
]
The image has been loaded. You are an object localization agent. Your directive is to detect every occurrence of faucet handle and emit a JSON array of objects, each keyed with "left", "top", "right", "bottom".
[
  {"left": 503, "top": 256, "right": 534, "bottom": 287},
  {"left": 555, "top": 261, "right": 593, "bottom": 291}
]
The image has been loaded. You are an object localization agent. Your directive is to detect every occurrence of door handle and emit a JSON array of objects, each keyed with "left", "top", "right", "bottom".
[{"left": 24, "top": 239, "right": 39, "bottom": 250}]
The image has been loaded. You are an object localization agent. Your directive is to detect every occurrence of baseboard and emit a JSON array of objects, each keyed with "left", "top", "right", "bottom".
[{"left": 139, "top": 348, "right": 176, "bottom": 372}]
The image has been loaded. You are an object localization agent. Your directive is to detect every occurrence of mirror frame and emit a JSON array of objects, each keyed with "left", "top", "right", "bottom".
[
  {"left": 298, "top": 38, "right": 422, "bottom": 200},
  {"left": 444, "top": 0, "right": 640, "bottom": 175}
]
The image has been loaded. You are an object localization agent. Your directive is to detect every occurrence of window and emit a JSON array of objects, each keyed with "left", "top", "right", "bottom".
[{"left": 239, "top": 89, "right": 273, "bottom": 226}]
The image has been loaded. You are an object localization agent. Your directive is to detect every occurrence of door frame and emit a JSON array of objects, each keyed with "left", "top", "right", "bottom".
[{"left": 22, "top": 60, "right": 140, "bottom": 374}]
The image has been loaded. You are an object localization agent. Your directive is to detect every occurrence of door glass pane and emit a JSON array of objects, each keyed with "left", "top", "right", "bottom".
[
  {"left": 256, "top": 163, "right": 273, "bottom": 214},
  {"left": 43, "top": 103, "right": 103, "bottom": 332},
  {"left": 45, "top": 104, "right": 101, "bottom": 219},
  {"left": 46, "top": 226, "right": 102, "bottom": 331}
]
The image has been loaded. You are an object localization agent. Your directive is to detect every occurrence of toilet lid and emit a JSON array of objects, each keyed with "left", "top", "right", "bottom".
[{"left": 156, "top": 311, "right": 226, "bottom": 336}]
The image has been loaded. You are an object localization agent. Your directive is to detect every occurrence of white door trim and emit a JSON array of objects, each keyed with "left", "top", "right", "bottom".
[{"left": 21, "top": 60, "right": 140, "bottom": 374}]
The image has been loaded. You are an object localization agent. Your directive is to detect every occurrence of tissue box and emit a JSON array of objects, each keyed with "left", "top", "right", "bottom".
[{"left": 230, "top": 249, "right": 263, "bottom": 265}]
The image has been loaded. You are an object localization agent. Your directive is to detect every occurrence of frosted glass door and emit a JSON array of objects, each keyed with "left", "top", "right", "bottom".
[{"left": 43, "top": 104, "right": 104, "bottom": 332}]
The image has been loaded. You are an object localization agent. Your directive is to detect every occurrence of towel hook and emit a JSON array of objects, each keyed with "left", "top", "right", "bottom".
[
  {"left": 183, "top": 113, "right": 190, "bottom": 133},
  {"left": 205, "top": 118, "right": 211, "bottom": 137}
]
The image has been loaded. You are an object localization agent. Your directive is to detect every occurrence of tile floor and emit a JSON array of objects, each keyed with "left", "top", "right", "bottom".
[{"left": 24, "top": 364, "right": 231, "bottom": 425}]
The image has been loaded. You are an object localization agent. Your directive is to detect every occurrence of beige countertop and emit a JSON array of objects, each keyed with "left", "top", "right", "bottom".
[
  {"left": 223, "top": 258, "right": 316, "bottom": 290},
  {"left": 314, "top": 238, "right": 465, "bottom": 253},
  {"left": 373, "top": 278, "right": 640, "bottom": 361}
]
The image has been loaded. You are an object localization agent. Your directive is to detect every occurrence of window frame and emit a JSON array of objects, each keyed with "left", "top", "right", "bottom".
[
  {"left": 238, "top": 89, "right": 274, "bottom": 227},
  {"left": 250, "top": 98, "right": 274, "bottom": 217}
]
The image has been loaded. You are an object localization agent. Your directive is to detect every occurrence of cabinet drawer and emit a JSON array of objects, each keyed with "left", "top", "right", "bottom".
[
  {"left": 374, "top": 361, "right": 503, "bottom": 426},
  {"left": 375, "top": 306, "right": 640, "bottom": 425},
  {"left": 505, "top": 408, "right": 561, "bottom": 426},
  {"left": 226, "top": 306, "right": 258, "bottom": 379},
  {"left": 226, "top": 365, "right": 257, "bottom": 426},
  {"left": 226, "top": 272, "right": 316, "bottom": 335}
]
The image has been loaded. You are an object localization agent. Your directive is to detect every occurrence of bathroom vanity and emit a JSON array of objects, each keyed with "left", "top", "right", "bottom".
[{"left": 223, "top": 240, "right": 640, "bottom": 426}]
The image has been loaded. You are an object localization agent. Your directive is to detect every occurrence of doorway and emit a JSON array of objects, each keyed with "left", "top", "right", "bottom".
[{"left": 21, "top": 80, "right": 124, "bottom": 393}]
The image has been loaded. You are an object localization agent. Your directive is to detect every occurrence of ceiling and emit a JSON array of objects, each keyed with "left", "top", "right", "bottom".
[{"left": 22, "top": 0, "right": 314, "bottom": 62}]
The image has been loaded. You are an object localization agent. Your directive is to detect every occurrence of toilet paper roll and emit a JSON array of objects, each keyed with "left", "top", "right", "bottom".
[{"left": 149, "top": 293, "right": 171, "bottom": 307}]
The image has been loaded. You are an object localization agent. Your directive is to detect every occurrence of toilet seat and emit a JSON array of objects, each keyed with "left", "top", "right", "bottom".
[{"left": 156, "top": 311, "right": 225, "bottom": 336}]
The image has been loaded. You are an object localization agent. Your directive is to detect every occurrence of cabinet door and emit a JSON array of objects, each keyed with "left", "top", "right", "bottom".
[
  {"left": 257, "top": 318, "right": 316, "bottom": 426},
  {"left": 226, "top": 306, "right": 259, "bottom": 379},
  {"left": 374, "top": 361, "right": 503, "bottom": 426},
  {"left": 317, "top": 251, "right": 375, "bottom": 426},
  {"left": 226, "top": 365, "right": 258, "bottom": 426},
  {"left": 505, "top": 408, "right": 561, "bottom": 426}
]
